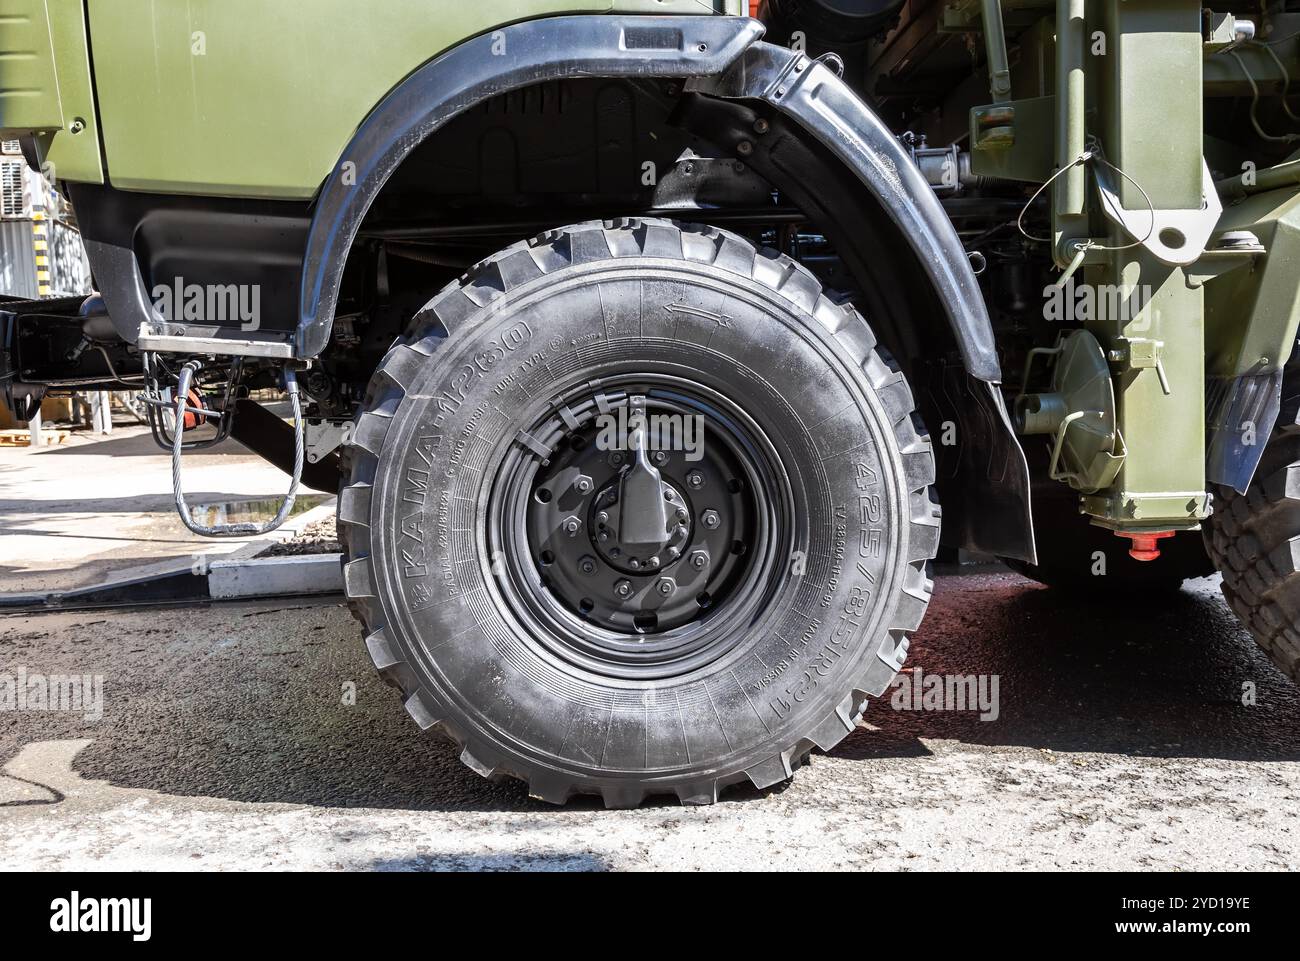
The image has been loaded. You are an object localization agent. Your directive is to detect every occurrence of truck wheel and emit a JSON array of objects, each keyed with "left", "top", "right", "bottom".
[
  {"left": 1203, "top": 404, "right": 1300, "bottom": 683},
  {"left": 340, "top": 219, "right": 939, "bottom": 806}
]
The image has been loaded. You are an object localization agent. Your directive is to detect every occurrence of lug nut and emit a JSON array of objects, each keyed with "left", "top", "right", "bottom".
[
  {"left": 687, "top": 470, "right": 705, "bottom": 489},
  {"left": 653, "top": 451, "right": 668, "bottom": 465},
  {"left": 573, "top": 474, "right": 593, "bottom": 494},
  {"left": 702, "top": 510, "right": 720, "bottom": 530},
  {"left": 579, "top": 556, "right": 597, "bottom": 575},
  {"left": 656, "top": 578, "right": 676, "bottom": 596},
  {"left": 563, "top": 516, "right": 582, "bottom": 536},
  {"left": 689, "top": 550, "right": 708, "bottom": 571},
  {"left": 615, "top": 579, "right": 633, "bottom": 598},
  {"left": 609, "top": 452, "right": 625, "bottom": 467}
]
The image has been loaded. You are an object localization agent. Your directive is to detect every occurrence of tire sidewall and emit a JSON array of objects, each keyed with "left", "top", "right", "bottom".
[{"left": 368, "top": 255, "right": 913, "bottom": 784}]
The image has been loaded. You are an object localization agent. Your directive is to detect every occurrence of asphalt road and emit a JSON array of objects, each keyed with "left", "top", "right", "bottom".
[{"left": 2, "top": 571, "right": 1298, "bottom": 871}]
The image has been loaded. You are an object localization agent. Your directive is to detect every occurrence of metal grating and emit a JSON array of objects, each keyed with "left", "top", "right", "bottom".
[{"left": 1, "top": 159, "right": 26, "bottom": 217}]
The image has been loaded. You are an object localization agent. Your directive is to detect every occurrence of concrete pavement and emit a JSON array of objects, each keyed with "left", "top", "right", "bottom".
[
  {"left": 1, "top": 572, "right": 1296, "bottom": 870},
  {"left": 0, "top": 424, "right": 329, "bottom": 594}
]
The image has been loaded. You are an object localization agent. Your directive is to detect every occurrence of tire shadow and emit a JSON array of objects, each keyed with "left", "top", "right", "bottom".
[
  {"left": 830, "top": 571, "right": 1300, "bottom": 764},
  {"left": 5, "top": 569, "right": 1296, "bottom": 815}
]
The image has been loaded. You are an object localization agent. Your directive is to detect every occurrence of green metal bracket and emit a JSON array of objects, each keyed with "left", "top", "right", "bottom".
[{"left": 970, "top": 96, "right": 1056, "bottom": 182}]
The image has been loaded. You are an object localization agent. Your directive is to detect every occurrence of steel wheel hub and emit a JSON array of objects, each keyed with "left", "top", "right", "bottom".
[{"left": 489, "top": 374, "right": 791, "bottom": 678}]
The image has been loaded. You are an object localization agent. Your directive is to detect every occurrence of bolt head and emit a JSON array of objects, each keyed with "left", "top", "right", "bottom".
[
  {"left": 675, "top": 508, "right": 688, "bottom": 521},
  {"left": 656, "top": 578, "right": 676, "bottom": 596},
  {"left": 653, "top": 451, "right": 668, "bottom": 465},
  {"left": 629, "top": 558, "right": 640, "bottom": 570},
  {"left": 579, "top": 556, "right": 597, "bottom": 575},
  {"left": 690, "top": 550, "right": 708, "bottom": 570},
  {"left": 615, "top": 579, "right": 633, "bottom": 597},
  {"left": 702, "top": 510, "right": 721, "bottom": 530},
  {"left": 687, "top": 470, "right": 705, "bottom": 489},
  {"left": 574, "top": 474, "right": 593, "bottom": 494},
  {"left": 563, "top": 517, "right": 582, "bottom": 536}
]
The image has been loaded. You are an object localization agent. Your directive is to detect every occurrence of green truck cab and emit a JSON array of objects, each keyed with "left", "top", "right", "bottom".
[{"left": 3, "top": 0, "right": 1298, "bottom": 805}]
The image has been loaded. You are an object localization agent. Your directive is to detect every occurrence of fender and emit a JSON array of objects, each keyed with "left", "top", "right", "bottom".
[
  {"left": 296, "top": 14, "right": 765, "bottom": 358},
  {"left": 687, "top": 42, "right": 1001, "bottom": 383},
  {"left": 298, "top": 19, "right": 1000, "bottom": 384},
  {"left": 294, "top": 15, "right": 1034, "bottom": 561}
]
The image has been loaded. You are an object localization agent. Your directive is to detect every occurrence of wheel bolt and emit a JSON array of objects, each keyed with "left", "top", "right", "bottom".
[
  {"left": 653, "top": 451, "right": 668, "bottom": 465},
  {"left": 573, "top": 475, "right": 593, "bottom": 494},
  {"left": 656, "top": 578, "right": 676, "bottom": 596},
  {"left": 687, "top": 470, "right": 705, "bottom": 489},
  {"left": 675, "top": 508, "right": 688, "bottom": 522},
  {"left": 596, "top": 511, "right": 609, "bottom": 525},
  {"left": 615, "top": 579, "right": 633, "bottom": 598},
  {"left": 647, "top": 557, "right": 660, "bottom": 569},
  {"left": 629, "top": 558, "right": 640, "bottom": 570},
  {"left": 579, "top": 556, "right": 597, "bottom": 575},
  {"left": 563, "top": 516, "right": 582, "bottom": 536},
  {"left": 702, "top": 510, "right": 720, "bottom": 530},
  {"left": 690, "top": 550, "right": 708, "bottom": 570},
  {"left": 609, "top": 452, "right": 625, "bottom": 467}
]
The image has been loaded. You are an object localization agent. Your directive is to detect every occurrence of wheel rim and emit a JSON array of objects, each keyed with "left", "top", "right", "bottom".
[{"left": 488, "top": 373, "right": 793, "bottom": 680}]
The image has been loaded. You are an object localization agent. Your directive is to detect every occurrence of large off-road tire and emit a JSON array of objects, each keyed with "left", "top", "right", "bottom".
[
  {"left": 1204, "top": 378, "right": 1300, "bottom": 683},
  {"left": 340, "top": 219, "right": 939, "bottom": 806}
]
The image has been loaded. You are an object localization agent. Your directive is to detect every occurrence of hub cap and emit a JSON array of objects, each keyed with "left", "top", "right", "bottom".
[{"left": 489, "top": 374, "right": 791, "bottom": 679}]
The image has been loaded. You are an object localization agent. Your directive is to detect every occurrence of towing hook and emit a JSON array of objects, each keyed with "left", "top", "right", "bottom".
[{"left": 1115, "top": 530, "right": 1176, "bottom": 562}]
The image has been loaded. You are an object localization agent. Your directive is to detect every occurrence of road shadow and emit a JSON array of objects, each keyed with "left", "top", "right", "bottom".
[
  {"left": 0, "top": 493, "right": 328, "bottom": 517},
  {"left": 367, "top": 851, "right": 610, "bottom": 871},
  {"left": 29, "top": 429, "right": 256, "bottom": 460},
  {"left": 830, "top": 572, "right": 1300, "bottom": 763},
  {"left": 2, "top": 571, "right": 1295, "bottom": 814}
]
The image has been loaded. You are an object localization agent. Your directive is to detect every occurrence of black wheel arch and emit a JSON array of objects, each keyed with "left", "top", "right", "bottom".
[{"left": 294, "top": 15, "right": 1035, "bottom": 562}]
